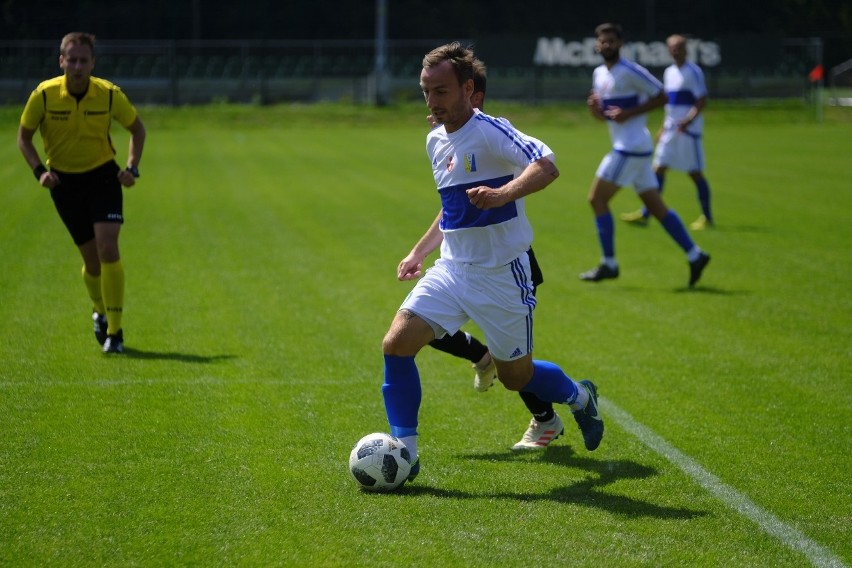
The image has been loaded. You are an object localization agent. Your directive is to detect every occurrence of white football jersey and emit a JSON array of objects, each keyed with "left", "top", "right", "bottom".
[
  {"left": 663, "top": 62, "right": 708, "bottom": 135},
  {"left": 592, "top": 58, "right": 664, "bottom": 153},
  {"left": 426, "top": 109, "right": 551, "bottom": 267}
]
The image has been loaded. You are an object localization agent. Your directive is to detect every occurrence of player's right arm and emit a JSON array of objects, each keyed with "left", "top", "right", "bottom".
[
  {"left": 17, "top": 124, "right": 59, "bottom": 189},
  {"left": 587, "top": 91, "right": 607, "bottom": 121},
  {"left": 397, "top": 210, "right": 444, "bottom": 281}
]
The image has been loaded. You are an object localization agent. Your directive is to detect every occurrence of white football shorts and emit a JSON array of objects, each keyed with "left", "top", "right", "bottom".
[
  {"left": 653, "top": 129, "right": 705, "bottom": 172},
  {"left": 596, "top": 148, "right": 658, "bottom": 193},
  {"left": 399, "top": 255, "right": 536, "bottom": 361}
]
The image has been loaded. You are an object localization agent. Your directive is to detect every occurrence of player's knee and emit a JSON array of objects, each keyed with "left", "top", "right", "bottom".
[
  {"left": 382, "top": 332, "right": 405, "bottom": 356},
  {"left": 496, "top": 369, "right": 532, "bottom": 391}
]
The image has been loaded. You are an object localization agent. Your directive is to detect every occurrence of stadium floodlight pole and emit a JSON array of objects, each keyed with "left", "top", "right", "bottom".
[{"left": 374, "top": 0, "right": 389, "bottom": 106}]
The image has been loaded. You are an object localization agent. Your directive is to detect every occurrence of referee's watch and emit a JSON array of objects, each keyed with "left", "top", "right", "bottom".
[{"left": 126, "top": 165, "right": 140, "bottom": 178}]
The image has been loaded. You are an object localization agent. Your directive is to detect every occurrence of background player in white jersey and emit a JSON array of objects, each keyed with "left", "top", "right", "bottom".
[
  {"left": 382, "top": 42, "right": 603, "bottom": 481},
  {"left": 622, "top": 34, "right": 715, "bottom": 230},
  {"left": 580, "top": 23, "right": 710, "bottom": 287},
  {"left": 427, "top": 59, "right": 564, "bottom": 451}
]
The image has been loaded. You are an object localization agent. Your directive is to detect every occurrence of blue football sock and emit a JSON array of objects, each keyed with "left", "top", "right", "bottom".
[
  {"left": 382, "top": 355, "right": 421, "bottom": 436},
  {"left": 695, "top": 178, "right": 713, "bottom": 221},
  {"left": 522, "top": 360, "right": 580, "bottom": 405},
  {"left": 660, "top": 210, "right": 695, "bottom": 254},
  {"left": 595, "top": 212, "right": 615, "bottom": 259}
]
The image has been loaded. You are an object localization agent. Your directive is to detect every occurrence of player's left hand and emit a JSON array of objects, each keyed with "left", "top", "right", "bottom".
[
  {"left": 604, "top": 106, "right": 629, "bottom": 122},
  {"left": 117, "top": 169, "right": 137, "bottom": 188},
  {"left": 466, "top": 186, "right": 506, "bottom": 209}
]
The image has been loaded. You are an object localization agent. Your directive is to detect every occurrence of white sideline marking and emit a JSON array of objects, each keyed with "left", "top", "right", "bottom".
[{"left": 602, "top": 397, "right": 847, "bottom": 568}]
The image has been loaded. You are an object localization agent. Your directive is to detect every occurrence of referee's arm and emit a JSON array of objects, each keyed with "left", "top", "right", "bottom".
[
  {"left": 118, "top": 117, "right": 146, "bottom": 187},
  {"left": 17, "top": 125, "right": 59, "bottom": 188}
]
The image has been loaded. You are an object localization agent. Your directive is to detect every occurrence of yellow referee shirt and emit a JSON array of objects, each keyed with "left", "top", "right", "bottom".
[{"left": 20, "top": 75, "right": 138, "bottom": 173}]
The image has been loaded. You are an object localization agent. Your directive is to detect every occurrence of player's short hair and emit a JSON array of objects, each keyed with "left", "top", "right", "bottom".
[
  {"left": 423, "top": 42, "right": 475, "bottom": 86},
  {"left": 667, "top": 34, "right": 687, "bottom": 46},
  {"left": 473, "top": 58, "right": 487, "bottom": 94},
  {"left": 60, "top": 32, "right": 96, "bottom": 56},
  {"left": 595, "top": 23, "right": 623, "bottom": 39}
]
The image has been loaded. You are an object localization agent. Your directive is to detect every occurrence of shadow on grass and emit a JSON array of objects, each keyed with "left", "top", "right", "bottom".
[
  {"left": 120, "top": 347, "right": 237, "bottom": 364},
  {"left": 673, "top": 285, "right": 751, "bottom": 295},
  {"left": 579, "top": 283, "right": 752, "bottom": 296},
  {"left": 395, "top": 447, "right": 706, "bottom": 519}
]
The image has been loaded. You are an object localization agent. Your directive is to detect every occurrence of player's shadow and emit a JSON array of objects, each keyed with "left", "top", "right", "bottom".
[
  {"left": 120, "top": 347, "right": 237, "bottom": 364},
  {"left": 399, "top": 447, "right": 705, "bottom": 519},
  {"left": 672, "top": 285, "right": 748, "bottom": 295}
]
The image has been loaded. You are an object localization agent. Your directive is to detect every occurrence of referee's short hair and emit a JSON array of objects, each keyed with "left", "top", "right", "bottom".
[{"left": 60, "top": 32, "right": 96, "bottom": 56}]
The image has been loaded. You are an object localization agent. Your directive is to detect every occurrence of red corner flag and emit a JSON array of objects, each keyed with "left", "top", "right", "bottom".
[{"left": 808, "top": 64, "right": 824, "bottom": 82}]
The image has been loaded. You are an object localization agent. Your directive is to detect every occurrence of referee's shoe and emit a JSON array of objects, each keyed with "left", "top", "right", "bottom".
[{"left": 102, "top": 329, "right": 124, "bottom": 354}]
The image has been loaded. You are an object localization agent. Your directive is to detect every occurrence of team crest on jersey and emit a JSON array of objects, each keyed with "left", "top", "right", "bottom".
[
  {"left": 446, "top": 155, "right": 455, "bottom": 172},
  {"left": 464, "top": 153, "right": 477, "bottom": 173}
]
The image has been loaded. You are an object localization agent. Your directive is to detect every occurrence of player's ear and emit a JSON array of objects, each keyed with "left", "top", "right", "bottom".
[{"left": 463, "top": 78, "right": 474, "bottom": 97}]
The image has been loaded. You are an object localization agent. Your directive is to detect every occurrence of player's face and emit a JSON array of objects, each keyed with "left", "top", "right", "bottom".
[
  {"left": 668, "top": 40, "right": 687, "bottom": 65},
  {"left": 60, "top": 43, "right": 95, "bottom": 94},
  {"left": 596, "top": 32, "right": 622, "bottom": 63},
  {"left": 420, "top": 60, "right": 473, "bottom": 133}
]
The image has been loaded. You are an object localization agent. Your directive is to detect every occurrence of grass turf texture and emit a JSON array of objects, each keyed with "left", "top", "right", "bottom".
[{"left": 0, "top": 100, "right": 849, "bottom": 566}]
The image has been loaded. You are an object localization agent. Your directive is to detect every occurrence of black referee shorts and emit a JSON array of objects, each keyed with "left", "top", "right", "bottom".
[{"left": 49, "top": 160, "right": 123, "bottom": 245}]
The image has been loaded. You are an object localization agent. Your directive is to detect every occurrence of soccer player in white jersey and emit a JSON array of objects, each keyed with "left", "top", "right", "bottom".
[
  {"left": 580, "top": 23, "right": 710, "bottom": 287},
  {"left": 427, "top": 60, "right": 564, "bottom": 451},
  {"left": 381, "top": 42, "right": 603, "bottom": 481},
  {"left": 622, "top": 34, "right": 715, "bottom": 230}
]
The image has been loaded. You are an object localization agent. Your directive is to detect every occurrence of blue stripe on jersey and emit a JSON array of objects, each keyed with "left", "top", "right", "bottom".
[
  {"left": 619, "top": 58, "right": 664, "bottom": 89},
  {"left": 603, "top": 94, "right": 640, "bottom": 111},
  {"left": 475, "top": 113, "right": 544, "bottom": 162},
  {"left": 439, "top": 175, "right": 517, "bottom": 230},
  {"left": 614, "top": 148, "right": 653, "bottom": 158},
  {"left": 669, "top": 90, "right": 697, "bottom": 105}
]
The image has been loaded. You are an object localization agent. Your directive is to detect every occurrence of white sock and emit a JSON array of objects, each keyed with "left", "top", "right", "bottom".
[
  {"left": 602, "top": 257, "right": 618, "bottom": 269},
  {"left": 687, "top": 246, "right": 703, "bottom": 262},
  {"left": 569, "top": 381, "right": 590, "bottom": 411},
  {"left": 401, "top": 435, "right": 418, "bottom": 462}
]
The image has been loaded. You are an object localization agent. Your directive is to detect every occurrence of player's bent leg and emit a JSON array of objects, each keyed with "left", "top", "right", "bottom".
[
  {"left": 472, "top": 351, "right": 497, "bottom": 392},
  {"left": 518, "top": 359, "right": 604, "bottom": 451},
  {"left": 512, "top": 413, "right": 565, "bottom": 450},
  {"left": 689, "top": 171, "right": 714, "bottom": 228},
  {"left": 582, "top": 178, "right": 621, "bottom": 281},
  {"left": 493, "top": 355, "right": 535, "bottom": 392},
  {"left": 587, "top": 176, "right": 619, "bottom": 216},
  {"left": 382, "top": 310, "right": 435, "bottom": 357}
]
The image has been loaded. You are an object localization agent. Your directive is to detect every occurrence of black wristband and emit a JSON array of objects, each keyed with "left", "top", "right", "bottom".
[
  {"left": 126, "top": 165, "right": 140, "bottom": 178},
  {"left": 33, "top": 164, "right": 47, "bottom": 180}
]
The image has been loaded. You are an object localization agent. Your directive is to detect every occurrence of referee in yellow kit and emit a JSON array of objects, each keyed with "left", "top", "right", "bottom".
[{"left": 17, "top": 32, "right": 146, "bottom": 354}]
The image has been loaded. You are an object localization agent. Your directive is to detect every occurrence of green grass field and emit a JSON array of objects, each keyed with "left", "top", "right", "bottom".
[{"left": 1, "top": 100, "right": 850, "bottom": 567}]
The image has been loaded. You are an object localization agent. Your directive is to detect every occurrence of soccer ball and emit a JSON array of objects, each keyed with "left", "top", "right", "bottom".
[{"left": 348, "top": 432, "right": 412, "bottom": 492}]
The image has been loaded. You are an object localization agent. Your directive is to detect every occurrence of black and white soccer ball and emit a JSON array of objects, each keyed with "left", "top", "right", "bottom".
[{"left": 348, "top": 432, "right": 412, "bottom": 492}]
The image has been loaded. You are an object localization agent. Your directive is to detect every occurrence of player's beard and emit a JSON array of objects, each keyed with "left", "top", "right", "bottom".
[{"left": 600, "top": 48, "right": 619, "bottom": 64}]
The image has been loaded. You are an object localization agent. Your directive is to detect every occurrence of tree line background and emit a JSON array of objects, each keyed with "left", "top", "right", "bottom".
[{"left": 2, "top": 0, "right": 850, "bottom": 66}]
